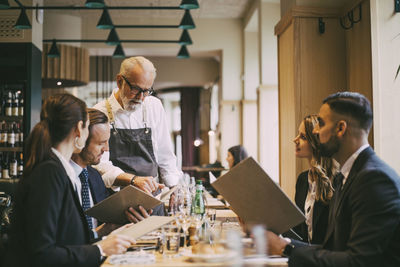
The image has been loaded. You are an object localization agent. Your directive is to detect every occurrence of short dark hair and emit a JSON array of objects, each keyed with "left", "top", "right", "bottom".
[
  {"left": 86, "top": 108, "right": 109, "bottom": 145},
  {"left": 323, "top": 91, "right": 373, "bottom": 132}
]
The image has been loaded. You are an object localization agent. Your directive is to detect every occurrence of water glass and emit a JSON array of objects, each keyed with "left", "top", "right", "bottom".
[{"left": 162, "top": 224, "right": 181, "bottom": 258}]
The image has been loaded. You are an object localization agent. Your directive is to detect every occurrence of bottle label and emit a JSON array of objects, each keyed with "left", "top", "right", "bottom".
[
  {"left": 12, "top": 107, "right": 18, "bottom": 116},
  {"left": 10, "top": 162, "right": 17, "bottom": 177},
  {"left": 15, "top": 133, "right": 20, "bottom": 144},
  {"left": 19, "top": 107, "right": 24, "bottom": 116},
  {"left": 18, "top": 165, "right": 23, "bottom": 176},
  {"left": 1, "top": 133, "right": 7, "bottom": 143},
  {"left": 19, "top": 133, "right": 23, "bottom": 145},
  {"left": 8, "top": 133, "right": 15, "bottom": 146},
  {"left": 2, "top": 169, "right": 10, "bottom": 179},
  {"left": 5, "top": 107, "right": 12, "bottom": 116}
]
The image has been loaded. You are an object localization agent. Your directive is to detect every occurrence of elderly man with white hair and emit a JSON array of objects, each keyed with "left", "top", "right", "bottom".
[{"left": 93, "top": 56, "right": 181, "bottom": 215}]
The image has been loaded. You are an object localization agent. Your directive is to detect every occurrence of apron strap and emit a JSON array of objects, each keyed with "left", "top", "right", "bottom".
[
  {"left": 142, "top": 104, "right": 149, "bottom": 134},
  {"left": 105, "top": 98, "right": 118, "bottom": 133}
]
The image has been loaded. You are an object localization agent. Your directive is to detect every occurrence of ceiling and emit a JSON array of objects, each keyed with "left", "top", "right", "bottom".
[{"left": 42, "top": 0, "right": 253, "bottom": 19}]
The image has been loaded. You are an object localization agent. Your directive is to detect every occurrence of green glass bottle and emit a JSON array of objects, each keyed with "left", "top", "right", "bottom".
[{"left": 191, "top": 180, "right": 205, "bottom": 215}]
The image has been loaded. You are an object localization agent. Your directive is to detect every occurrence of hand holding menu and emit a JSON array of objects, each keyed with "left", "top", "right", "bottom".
[
  {"left": 86, "top": 185, "right": 176, "bottom": 224},
  {"left": 211, "top": 157, "right": 305, "bottom": 234}
]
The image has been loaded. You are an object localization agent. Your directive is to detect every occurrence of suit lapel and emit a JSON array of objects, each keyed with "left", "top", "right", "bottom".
[{"left": 323, "top": 147, "right": 374, "bottom": 245}]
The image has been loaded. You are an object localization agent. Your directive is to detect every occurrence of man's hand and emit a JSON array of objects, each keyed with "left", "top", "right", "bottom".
[
  {"left": 97, "top": 234, "right": 135, "bottom": 256},
  {"left": 133, "top": 176, "right": 165, "bottom": 194},
  {"left": 125, "top": 205, "right": 153, "bottom": 223},
  {"left": 266, "top": 231, "right": 289, "bottom": 256}
]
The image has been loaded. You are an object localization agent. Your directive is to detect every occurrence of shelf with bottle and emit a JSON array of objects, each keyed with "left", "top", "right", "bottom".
[
  {"left": 0, "top": 151, "right": 23, "bottom": 179},
  {"left": 0, "top": 120, "right": 24, "bottom": 150},
  {"left": 1, "top": 88, "right": 24, "bottom": 118}
]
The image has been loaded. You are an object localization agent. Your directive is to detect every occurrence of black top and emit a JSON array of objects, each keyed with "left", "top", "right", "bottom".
[
  {"left": 3, "top": 156, "right": 101, "bottom": 267},
  {"left": 292, "top": 170, "right": 330, "bottom": 244}
]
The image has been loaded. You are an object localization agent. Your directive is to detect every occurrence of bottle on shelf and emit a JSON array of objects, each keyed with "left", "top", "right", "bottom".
[
  {"left": 0, "top": 121, "right": 6, "bottom": 147},
  {"left": 9, "top": 152, "right": 17, "bottom": 178},
  {"left": 191, "top": 180, "right": 205, "bottom": 216},
  {"left": 12, "top": 92, "right": 19, "bottom": 116},
  {"left": 7, "top": 122, "right": 15, "bottom": 148},
  {"left": 2, "top": 152, "right": 10, "bottom": 179},
  {"left": 18, "top": 123, "right": 23, "bottom": 147},
  {"left": 18, "top": 92, "right": 24, "bottom": 117},
  {"left": 14, "top": 123, "right": 20, "bottom": 147},
  {"left": 0, "top": 152, "right": 3, "bottom": 179},
  {"left": 5, "top": 91, "right": 13, "bottom": 116},
  {"left": 18, "top": 152, "right": 23, "bottom": 177}
]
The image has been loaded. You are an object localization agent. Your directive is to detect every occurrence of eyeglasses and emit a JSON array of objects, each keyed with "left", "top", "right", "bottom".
[{"left": 121, "top": 75, "right": 154, "bottom": 97}]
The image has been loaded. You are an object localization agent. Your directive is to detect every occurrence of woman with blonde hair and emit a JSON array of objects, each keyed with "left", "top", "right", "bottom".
[{"left": 292, "top": 114, "right": 338, "bottom": 244}]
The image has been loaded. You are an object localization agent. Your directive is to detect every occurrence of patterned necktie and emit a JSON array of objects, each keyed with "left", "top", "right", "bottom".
[
  {"left": 333, "top": 172, "right": 345, "bottom": 194},
  {"left": 79, "top": 168, "right": 93, "bottom": 230}
]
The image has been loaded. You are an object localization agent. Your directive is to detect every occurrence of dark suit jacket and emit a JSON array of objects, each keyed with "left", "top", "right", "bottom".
[
  {"left": 87, "top": 165, "right": 110, "bottom": 204},
  {"left": 292, "top": 170, "right": 330, "bottom": 244},
  {"left": 3, "top": 156, "right": 101, "bottom": 267},
  {"left": 289, "top": 147, "right": 400, "bottom": 267}
]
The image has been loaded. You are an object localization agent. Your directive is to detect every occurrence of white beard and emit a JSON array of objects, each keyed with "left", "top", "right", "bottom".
[{"left": 120, "top": 90, "right": 143, "bottom": 111}]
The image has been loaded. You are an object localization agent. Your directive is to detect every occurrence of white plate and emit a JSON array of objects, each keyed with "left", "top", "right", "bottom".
[{"left": 181, "top": 251, "right": 237, "bottom": 263}]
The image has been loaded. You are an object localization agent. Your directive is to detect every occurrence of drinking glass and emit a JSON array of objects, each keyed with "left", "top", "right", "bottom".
[
  {"left": 162, "top": 224, "right": 181, "bottom": 258},
  {"left": 206, "top": 208, "right": 216, "bottom": 226},
  {"left": 178, "top": 214, "right": 190, "bottom": 249}
]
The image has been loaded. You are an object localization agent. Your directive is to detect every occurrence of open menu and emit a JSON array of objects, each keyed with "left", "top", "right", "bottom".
[
  {"left": 86, "top": 185, "right": 177, "bottom": 224},
  {"left": 211, "top": 157, "right": 305, "bottom": 234},
  {"left": 117, "top": 216, "right": 175, "bottom": 240}
]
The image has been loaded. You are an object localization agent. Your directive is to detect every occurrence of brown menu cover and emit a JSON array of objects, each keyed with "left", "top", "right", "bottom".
[
  {"left": 86, "top": 185, "right": 163, "bottom": 224},
  {"left": 211, "top": 157, "right": 305, "bottom": 234}
]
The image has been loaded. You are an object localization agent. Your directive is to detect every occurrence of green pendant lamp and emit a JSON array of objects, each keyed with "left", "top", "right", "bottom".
[
  {"left": 179, "top": 10, "right": 195, "bottom": 29},
  {"left": 179, "top": 0, "right": 199, "bottom": 9},
  {"left": 179, "top": 30, "right": 192, "bottom": 45},
  {"left": 112, "top": 44, "right": 125, "bottom": 58},
  {"left": 47, "top": 39, "right": 60, "bottom": 58},
  {"left": 14, "top": 9, "right": 31, "bottom": 29},
  {"left": 177, "top": 45, "right": 190, "bottom": 59},
  {"left": 85, "top": 0, "right": 105, "bottom": 8},
  {"left": 106, "top": 28, "right": 120, "bottom": 45},
  {"left": 97, "top": 8, "right": 113, "bottom": 29},
  {"left": 0, "top": 0, "right": 10, "bottom": 9}
]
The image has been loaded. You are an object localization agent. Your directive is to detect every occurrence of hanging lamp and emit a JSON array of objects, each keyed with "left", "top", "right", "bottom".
[
  {"left": 14, "top": 8, "right": 31, "bottom": 29},
  {"left": 179, "top": 10, "right": 195, "bottom": 29},
  {"left": 85, "top": 0, "right": 105, "bottom": 8},
  {"left": 179, "top": 0, "right": 199, "bottom": 9},
  {"left": 177, "top": 45, "right": 190, "bottom": 59},
  {"left": 112, "top": 44, "right": 125, "bottom": 58},
  {"left": 97, "top": 8, "right": 113, "bottom": 29}
]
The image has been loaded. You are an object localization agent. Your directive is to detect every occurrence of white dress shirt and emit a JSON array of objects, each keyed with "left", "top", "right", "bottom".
[
  {"left": 340, "top": 144, "right": 370, "bottom": 185},
  {"left": 70, "top": 160, "right": 98, "bottom": 229},
  {"left": 93, "top": 89, "right": 181, "bottom": 188},
  {"left": 304, "top": 172, "right": 316, "bottom": 241}
]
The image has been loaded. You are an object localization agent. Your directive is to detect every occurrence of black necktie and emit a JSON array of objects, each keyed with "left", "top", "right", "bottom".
[
  {"left": 79, "top": 168, "right": 93, "bottom": 230},
  {"left": 334, "top": 172, "right": 344, "bottom": 194}
]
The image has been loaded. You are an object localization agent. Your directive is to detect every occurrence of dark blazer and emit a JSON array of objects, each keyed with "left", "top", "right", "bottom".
[
  {"left": 289, "top": 147, "right": 400, "bottom": 267},
  {"left": 3, "top": 156, "right": 101, "bottom": 267},
  {"left": 87, "top": 165, "right": 110, "bottom": 204},
  {"left": 292, "top": 170, "right": 330, "bottom": 244}
]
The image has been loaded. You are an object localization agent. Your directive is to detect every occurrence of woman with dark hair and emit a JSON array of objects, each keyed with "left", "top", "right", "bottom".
[
  {"left": 292, "top": 115, "right": 338, "bottom": 244},
  {"left": 226, "top": 145, "right": 248, "bottom": 169},
  {"left": 4, "top": 94, "right": 135, "bottom": 267}
]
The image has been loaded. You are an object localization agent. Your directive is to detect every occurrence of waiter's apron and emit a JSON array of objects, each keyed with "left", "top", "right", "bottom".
[{"left": 106, "top": 99, "right": 165, "bottom": 216}]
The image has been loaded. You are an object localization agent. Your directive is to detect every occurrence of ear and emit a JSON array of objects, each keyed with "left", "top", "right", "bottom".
[
  {"left": 116, "top": 74, "right": 123, "bottom": 89},
  {"left": 336, "top": 120, "right": 347, "bottom": 138},
  {"left": 75, "top": 120, "right": 84, "bottom": 137}
]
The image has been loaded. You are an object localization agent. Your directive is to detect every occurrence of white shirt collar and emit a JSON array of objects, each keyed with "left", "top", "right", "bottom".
[
  {"left": 70, "top": 159, "right": 84, "bottom": 177},
  {"left": 340, "top": 144, "right": 370, "bottom": 181},
  {"left": 51, "top": 148, "right": 79, "bottom": 190}
]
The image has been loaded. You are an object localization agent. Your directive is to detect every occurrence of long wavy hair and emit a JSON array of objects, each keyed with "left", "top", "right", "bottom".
[{"left": 303, "top": 115, "right": 338, "bottom": 204}]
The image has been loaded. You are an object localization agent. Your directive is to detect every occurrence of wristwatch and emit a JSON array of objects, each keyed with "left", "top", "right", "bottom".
[
  {"left": 130, "top": 175, "right": 136, "bottom": 185},
  {"left": 282, "top": 243, "right": 295, "bottom": 257}
]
